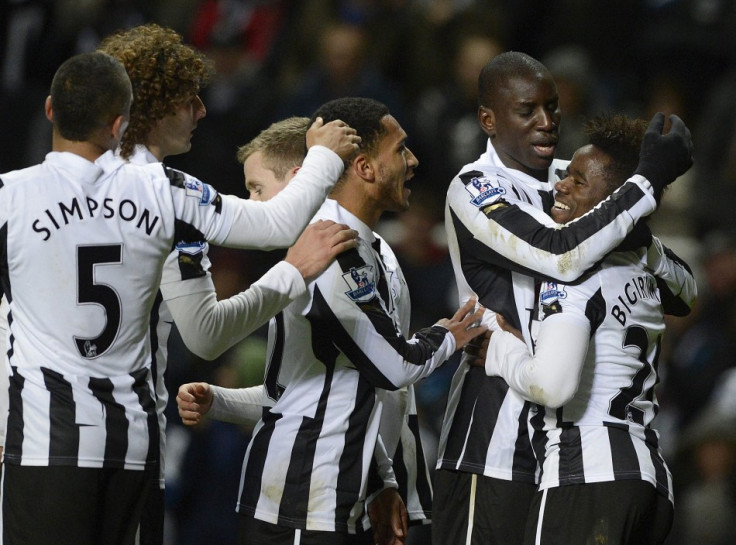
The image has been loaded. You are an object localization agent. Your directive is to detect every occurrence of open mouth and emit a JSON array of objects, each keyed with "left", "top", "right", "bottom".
[{"left": 533, "top": 142, "right": 556, "bottom": 157}]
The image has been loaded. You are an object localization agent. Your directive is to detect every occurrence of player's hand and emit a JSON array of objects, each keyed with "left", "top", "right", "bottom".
[
  {"left": 497, "top": 313, "right": 523, "bottom": 340},
  {"left": 436, "top": 298, "right": 487, "bottom": 351},
  {"left": 306, "top": 117, "right": 361, "bottom": 161},
  {"left": 634, "top": 112, "right": 694, "bottom": 202},
  {"left": 176, "top": 382, "right": 213, "bottom": 426},
  {"left": 285, "top": 220, "right": 358, "bottom": 281},
  {"left": 367, "top": 488, "right": 407, "bottom": 545},
  {"left": 465, "top": 330, "right": 490, "bottom": 367}
]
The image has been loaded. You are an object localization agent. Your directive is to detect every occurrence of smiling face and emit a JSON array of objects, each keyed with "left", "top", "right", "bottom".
[
  {"left": 551, "top": 145, "right": 614, "bottom": 223},
  {"left": 370, "top": 115, "right": 418, "bottom": 213},
  {"left": 147, "top": 94, "right": 206, "bottom": 160},
  {"left": 481, "top": 72, "right": 561, "bottom": 179}
]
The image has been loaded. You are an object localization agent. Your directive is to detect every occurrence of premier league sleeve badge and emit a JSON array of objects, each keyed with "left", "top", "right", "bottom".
[
  {"left": 465, "top": 175, "right": 506, "bottom": 207},
  {"left": 342, "top": 265, "right": 377, "bottom": 302}
]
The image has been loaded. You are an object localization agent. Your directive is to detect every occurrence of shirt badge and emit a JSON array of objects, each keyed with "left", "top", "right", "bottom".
[
  {"left": 540, "top": 281, "right": 566, "bottom": 318},
  {"left": 184, "top": 178, "right": 216, "bottom": 205},
  {"left": 465, "top": 176, "right": 506, "bottom": 207},
  {"left": 343, "top": 265, "right": 377, "bottom": 302}
]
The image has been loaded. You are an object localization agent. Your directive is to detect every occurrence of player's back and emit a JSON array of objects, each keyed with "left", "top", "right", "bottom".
[{"left": 0, "top": 151, "right": 178, "bottom": 468}]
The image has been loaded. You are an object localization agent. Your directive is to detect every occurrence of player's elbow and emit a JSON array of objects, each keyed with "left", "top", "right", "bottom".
[
  {"left": 540, "top": 382, "right": 578, "bottom": 409},
  {"left": 179, "top": 337, "right": 225, "bottom": 361}
]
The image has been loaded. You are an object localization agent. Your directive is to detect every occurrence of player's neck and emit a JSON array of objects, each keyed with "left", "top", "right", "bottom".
[{"left": 52, "top": 137, "right": 110, "bottom": 163}]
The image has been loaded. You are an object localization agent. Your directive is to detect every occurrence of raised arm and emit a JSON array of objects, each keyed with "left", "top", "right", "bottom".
[
  {"left": 446, "top": 114, "right": 694, "bottom": 284},
  {"left": 168, "top": 119, "right": 359, "bottom": 251}
]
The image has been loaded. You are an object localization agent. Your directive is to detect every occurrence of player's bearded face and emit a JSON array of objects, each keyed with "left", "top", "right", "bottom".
[{"left": 373, "top": 116, "right": 418, "bottom": 212}]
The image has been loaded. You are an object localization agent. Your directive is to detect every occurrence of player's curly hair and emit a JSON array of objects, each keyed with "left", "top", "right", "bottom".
[
  {"left": 98, "top": 24, "right": 214, "bottom": 159},
  {"left": 584, "top": 114, "right": 647, "bottom": 194}
]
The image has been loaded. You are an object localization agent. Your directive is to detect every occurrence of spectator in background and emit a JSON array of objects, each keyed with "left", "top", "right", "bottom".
[
  {"left": 411, "top": 28, "right": 504, "bottom": 196},
  {"left": 542, "top": 44, "right": 609, "bottom": 160},
  {"left": 274, "top": 21, "right": 406, "bottom": 126},
  {"left": 168, "top": 0, "right": 290, "bottom": 194}
]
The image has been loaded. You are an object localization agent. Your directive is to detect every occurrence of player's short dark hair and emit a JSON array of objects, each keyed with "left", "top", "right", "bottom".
[
  {"left": 477, "top": 51, "right": 550, "bottom": 109},
  {"left": 310, "top": 97, "right": 391, "bottom": 158},
  {"left": 50, "top": 52, "right": 131, "bottom": 142},
  {"left": 584, "top": 114, "right": 647, "bottom": 195}
]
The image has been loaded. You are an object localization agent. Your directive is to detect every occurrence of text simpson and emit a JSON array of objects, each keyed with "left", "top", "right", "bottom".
[{"left": 32, "top": 197, "right": 161, "bottom": 241}]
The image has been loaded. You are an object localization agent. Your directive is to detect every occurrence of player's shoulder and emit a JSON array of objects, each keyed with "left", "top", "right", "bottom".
[
  {"left": 448, "top": 166, "right": 518, "bottom": 209},
  {"left": 0, "top": 162, "right": 46, "bottom": 187}
]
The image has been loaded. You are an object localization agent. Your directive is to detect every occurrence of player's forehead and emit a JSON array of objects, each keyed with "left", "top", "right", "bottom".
[
  {"left": 379, "top": 115, "right": 407, "bottom": 147},
  {"left": 498, "top": 73, "right": 558, "bottom": 107}
]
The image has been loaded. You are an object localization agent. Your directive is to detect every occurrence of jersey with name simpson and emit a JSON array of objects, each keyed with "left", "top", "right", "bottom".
[{"left": 0, "top": 151, "right": 239, "bottom": 469}]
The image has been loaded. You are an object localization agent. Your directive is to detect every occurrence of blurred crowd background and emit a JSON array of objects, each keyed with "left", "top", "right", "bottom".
[{"left": 3, "top": 1, "right": 736, "bottom": 543}]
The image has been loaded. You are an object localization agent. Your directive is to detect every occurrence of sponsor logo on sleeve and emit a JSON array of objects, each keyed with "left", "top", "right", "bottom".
[
  {"left": 465, "top": 176, "right": 506, "bottom": 207},
  {"left": 343, "top": 265, "right": 377, "bottom": 302},
  {"left": 184, "top": 178, "right": 217, "bottom": 205},
  {"left": 175, "top": 241, "right": 207, "bottom": 256},
  {"left": 540, "top": 281, "right": 566, "bottom": 317}
]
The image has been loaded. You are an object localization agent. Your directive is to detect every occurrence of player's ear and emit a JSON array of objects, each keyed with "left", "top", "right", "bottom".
[
  {"left": 353, "top": 153, "right": 374, "bottom": 182},
  {"left": 287, "top": 165, "right": 301, "bottom": 181},
  {"left": 45, "top": 96, "right": 54, "bottom": 122},
  {"left": 478, "top": 105, "right": 496, "bottom": 137},
  {"left": 111, "top": 115, "right": 128, "bottom": 140}
]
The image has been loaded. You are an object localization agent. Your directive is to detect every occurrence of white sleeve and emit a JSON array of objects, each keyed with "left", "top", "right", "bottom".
[
  {"left": 217, "top": 146, "right": 344, "bottom": 249},
  {"left": 366, "top": 430, "right": 399, "bottom": 505},
  {"left": 447, "top": 173, "right": 657, "bottom": 283},
  {"left": 646, "top": 235, "right": 697, "bottom": 313},
  {"left": 208, "top": 385, "right": 266, "bottom": 426},
  {"left": 485, "top": 313, "right": 591, "bottom": 408},
  {"left": 161, "top": 259, "right": 306, "bottom": 360},
  {"left": 0, "top": 297, "right": 7, "bottom": 448}
]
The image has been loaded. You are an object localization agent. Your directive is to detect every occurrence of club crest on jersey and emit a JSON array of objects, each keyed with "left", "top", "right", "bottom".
[
  {"left": 540, "top": 281, "right": 566, "bottom": 317},
  {"left": 184, "top": 178, "right": 216, "bottom": 205},
  {"left": 466, "top": 176, "right": 506, "bottom": 207},
  {"left": 343, "top": 265, "right": 376, "bottom": 302}
]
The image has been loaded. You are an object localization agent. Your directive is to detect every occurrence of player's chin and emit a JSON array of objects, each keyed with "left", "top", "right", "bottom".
[{"left": 550, "top": 208, "right": 571, "bottom": 224}]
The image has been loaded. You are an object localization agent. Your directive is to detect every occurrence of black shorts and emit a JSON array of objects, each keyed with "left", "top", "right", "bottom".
[
  {"left": 3, "top": 464, "right": 153, "bottom": 545},
  {"left": 431, "top": 469, "right": 536, "bottom": 545},
  {"left": 238, "top": 513, "right": 374, "bottom": 545},
  {"left": 524, "top": 480, "right": 673, "bottom": 545},
  {"left": 136, "top": 481, "right": 165, "bottom": 545}
]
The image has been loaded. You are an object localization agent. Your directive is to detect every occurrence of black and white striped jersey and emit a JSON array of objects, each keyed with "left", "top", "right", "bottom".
[
  {"left": 237, "top": 199, "right": 454, "bottom": 533},
  {"left": 127, "top": 145, "right": 213, "bottom": 488},
  {"left": 530, "top": 249, "right": 673, "bottom": 502},
  {"left": 0, "top": 146, "right": 344, "bottom": 469},
  {"left": 437, "top": 140, "right": 660, "bottom": 483}
]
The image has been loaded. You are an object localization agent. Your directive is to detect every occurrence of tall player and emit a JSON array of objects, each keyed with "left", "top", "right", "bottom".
[
  {"left": 484, "top": 114, "right": 687, "bottom": 544},
  {"left": 433, "top": 51, "right": 695, "bottom": 544},
  {"left": 0, "top": 51, "right": 359, "bottom": 545},
  {"left": 97, "top": 26, "right": 358, "bottom": 545}
]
